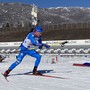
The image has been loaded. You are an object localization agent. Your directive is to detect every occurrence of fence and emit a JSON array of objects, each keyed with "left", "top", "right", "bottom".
[
  {"left": 0, "top": 22, "right": 90, "bottom": 41},
  {"left": 0, "top": 22, "right": 90, "bottom": 32}
]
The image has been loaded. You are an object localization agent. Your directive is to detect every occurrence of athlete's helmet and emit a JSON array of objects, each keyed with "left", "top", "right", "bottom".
[{"left": 35, "top": 26, "right": 43, "bottom": 33}]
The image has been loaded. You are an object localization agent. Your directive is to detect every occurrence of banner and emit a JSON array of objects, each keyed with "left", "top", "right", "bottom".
[{"left": 0, "top": 39, "right": 90, "bottom": 47}]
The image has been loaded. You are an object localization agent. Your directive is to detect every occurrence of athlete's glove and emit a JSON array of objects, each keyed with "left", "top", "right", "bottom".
[{"left": 43, "top": 44, "right": 50, "bottom": 49}]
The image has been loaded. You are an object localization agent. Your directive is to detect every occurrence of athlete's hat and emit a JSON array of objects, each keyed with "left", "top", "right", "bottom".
[{"left": 35, "top": 26, "right": 43, "bottom": 33}]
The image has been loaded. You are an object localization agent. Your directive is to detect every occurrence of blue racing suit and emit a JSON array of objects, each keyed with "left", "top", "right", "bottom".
[{"left": 9, "top": 32, "right": 43, "bottom": 71}]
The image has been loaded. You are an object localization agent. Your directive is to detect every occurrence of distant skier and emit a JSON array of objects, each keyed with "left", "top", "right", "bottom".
[{"left": 3, "top": 26, "right": 50, "bottom": 77}]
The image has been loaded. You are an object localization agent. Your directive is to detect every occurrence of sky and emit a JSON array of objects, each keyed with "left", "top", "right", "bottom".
[{"left": 0, "top": 0, "right": 90, "bottom": 8}]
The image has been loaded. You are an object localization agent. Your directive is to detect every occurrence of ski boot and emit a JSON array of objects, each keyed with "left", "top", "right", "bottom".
[
  {"left": 33, "top": 66, "right": 42, "bottom": 75},
  {"left": 3, "top": 69, "right": 11, "bottom": 77}
]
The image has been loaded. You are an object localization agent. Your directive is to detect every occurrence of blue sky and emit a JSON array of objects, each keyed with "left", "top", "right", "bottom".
[{"left": 0, "top": 0, "right": 90, "bottom": 8}]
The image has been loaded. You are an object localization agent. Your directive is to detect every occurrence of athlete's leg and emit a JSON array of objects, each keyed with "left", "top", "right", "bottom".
[
  {"left": 9, "top": 52, "right": 26, "bottom": 70},
  {"left": 4, "top": 52, "right": 26, "bottom": 77},
  {"left": 32, "top": 53, "right": 42, "bottom": 67},
  {"left": 32, "top": 53, "right": 42, "bottom": 74},
  {"left": 28, "top": 50, "right": 42, "bottom": 67},
  {"left": 28, "top": 50, "right": 42, "bottom": 74}
]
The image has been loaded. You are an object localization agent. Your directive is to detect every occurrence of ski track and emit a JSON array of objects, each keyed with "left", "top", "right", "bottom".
[{"left": 0, "top": 54, "right": 90, "bottom": 90}]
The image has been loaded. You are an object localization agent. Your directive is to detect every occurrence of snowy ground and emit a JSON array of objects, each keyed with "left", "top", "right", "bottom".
[{"left": 0, "top": 54, "right": 90, "bottom": 90}]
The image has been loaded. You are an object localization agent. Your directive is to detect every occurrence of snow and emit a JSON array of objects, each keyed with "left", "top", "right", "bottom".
[{"left": 0, "top": 54, "right": 90, "bottom": 90}]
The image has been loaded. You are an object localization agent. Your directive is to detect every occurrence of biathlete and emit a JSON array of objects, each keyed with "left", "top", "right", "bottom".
[{"left": 3, "top": 26, "right": 50, "bottom": 77}]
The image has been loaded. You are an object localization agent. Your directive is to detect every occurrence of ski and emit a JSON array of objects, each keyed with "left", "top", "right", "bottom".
[
  {"left": 73, "top": 63, "right": 90, "bottom": 67},
  {"left": 3, "top": 70, "right": 68, "bottom": 81},
  {"left": 27, "top": 73, "right": 67, "bottom": 79},
  {"left": 1, "top": 73, "right": 9, "bottom": 82}
]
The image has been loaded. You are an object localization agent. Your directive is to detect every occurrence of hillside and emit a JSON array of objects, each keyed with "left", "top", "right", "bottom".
[
  {"left": 0, "top": 3, "right": 90, "bottom": 26},
  {"left": 0, "top": 3, "right": 90, "bottom": 41}
]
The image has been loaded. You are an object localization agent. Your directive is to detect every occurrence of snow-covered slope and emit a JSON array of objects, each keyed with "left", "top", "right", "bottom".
[
  {"left": 0, "top": 54, "right": 90, "bottom": 90},
  {"left": 39, "top": 7, "right": 90, "bottom": 24}
]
